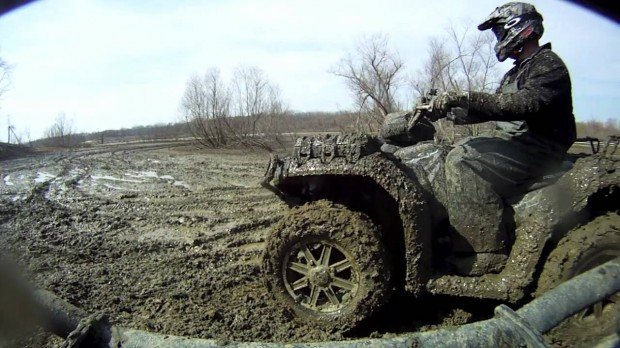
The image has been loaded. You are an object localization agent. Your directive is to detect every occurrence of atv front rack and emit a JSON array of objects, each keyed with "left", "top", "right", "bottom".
[
  {"left": 290, "top": 133, "right": 381, "bottom": 166},
  {"left": 261, "top": 133, "right": 382, "bottom": 200}
]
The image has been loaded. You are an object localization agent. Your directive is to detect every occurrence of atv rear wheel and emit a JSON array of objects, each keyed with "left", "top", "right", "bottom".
[
  {"left": 536, "top": 213, "right": 620, "bottom": 346},
  {"left": 262, "top": 200, "right": 392, "bottom": 331}
]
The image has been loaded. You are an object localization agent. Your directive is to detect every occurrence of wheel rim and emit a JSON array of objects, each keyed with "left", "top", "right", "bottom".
[
  {"left": 570, "top": 251, "right": 620, "bottom": 321},
  {"left": 282, "top": 240, "right": 359, "bottom": 313}
]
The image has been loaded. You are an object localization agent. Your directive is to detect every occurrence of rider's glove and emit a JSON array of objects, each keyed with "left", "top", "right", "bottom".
[{"left": 430, "top": 91, "right": 468, "bottom": 120}]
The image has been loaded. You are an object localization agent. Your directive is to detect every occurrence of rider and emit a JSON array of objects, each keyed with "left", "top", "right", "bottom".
[{"left": 431, "top": 2, "right": 576, "bottom": 275}]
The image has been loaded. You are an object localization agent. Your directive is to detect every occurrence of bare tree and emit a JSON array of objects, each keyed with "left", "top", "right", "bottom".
[
  {"left": 411, "top": 38, "right": 451, "bottom": 97},
  {"left": 20, "top": 127, "right": 32, "bottom": 145},
  {"left": 230, "top": 66, "right": 270, "bottom": 143},
  {"left": 256, "top": 84, "right": 291, "bottom": 150},
  {"left": 45, "top": 113, "right": 76, "bottom": 147},
  {"left": 332, "top": 33, "right": 405, "bottom": 131},
  {"left": 411, "top": 22, "right": 501, "bottom": 142},
  {"left": 181, "top": 68, "right": 231, "bottom": 147},
  {"left": 229, "top": 66, "right": 290, "bottom": 150},
  {"left": 412, "top": 23, "right": 499, "bottom": 96},
  {"left": 181, "top": 66, "right": 289, "bottom": 150}
]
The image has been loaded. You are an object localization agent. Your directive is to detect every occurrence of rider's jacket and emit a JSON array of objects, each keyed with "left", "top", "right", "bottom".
[{"left": 467, "top": 43, "right": 577, "bottom": 156}]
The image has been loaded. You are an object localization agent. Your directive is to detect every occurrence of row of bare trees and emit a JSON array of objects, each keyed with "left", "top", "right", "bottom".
[
  {"left": 332, "top": 23, "right": 501, "bottom": 141},
  {"left": 180, "top": 24, "right": 499, "bottom": 147},
  {"left": 181, "top": 66, "right": 290, "bottom": 150},
  {"left": 576, "top": 118, "right": 620, "bottom": 140}
]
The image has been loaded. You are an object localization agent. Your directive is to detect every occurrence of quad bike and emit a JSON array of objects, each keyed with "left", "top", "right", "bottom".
[{"left": 260, "top": 93, "right": 620, "bottom": 339}]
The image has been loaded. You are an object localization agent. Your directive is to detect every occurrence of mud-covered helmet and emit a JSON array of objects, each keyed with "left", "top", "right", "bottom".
[{"left": 478, "top": 2, "right": 544, "bottom": 62}]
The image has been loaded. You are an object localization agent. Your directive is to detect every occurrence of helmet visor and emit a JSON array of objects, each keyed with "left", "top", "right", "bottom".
[{"left": 491, "top": 25, "right": 507, "bottom": 42}]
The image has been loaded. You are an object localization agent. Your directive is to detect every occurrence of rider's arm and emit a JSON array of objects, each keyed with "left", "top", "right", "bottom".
[{"left": 467, "top": 51, "right": 571, "bottom": 122}]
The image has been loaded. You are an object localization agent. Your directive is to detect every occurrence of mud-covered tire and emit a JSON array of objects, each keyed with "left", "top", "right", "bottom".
[
  {"left": 262, "top": 200, "right": 392, "bottom": 331},
  {"left": 536, "top": 213, "right": 620, "bottom": 345}
]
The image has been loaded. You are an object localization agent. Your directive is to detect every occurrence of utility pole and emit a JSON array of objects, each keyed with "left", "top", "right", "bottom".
[{"left": 7, "top": 125, "right": 20, "bottom": 144}]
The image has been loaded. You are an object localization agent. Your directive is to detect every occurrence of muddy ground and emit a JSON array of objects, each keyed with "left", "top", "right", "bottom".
[
  {"left": 1, "top": 141, "right": 487, "bottom": 347},
  {"left": 3, "top": 140, "right": 612, "bottom": 347}
]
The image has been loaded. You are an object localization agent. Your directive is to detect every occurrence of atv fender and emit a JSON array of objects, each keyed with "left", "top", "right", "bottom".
[{"left": 263, "top": 152, "right": 432, "bottom": 295}]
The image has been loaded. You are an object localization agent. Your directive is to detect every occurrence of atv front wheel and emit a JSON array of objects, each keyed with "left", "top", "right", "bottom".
[
  {"left": 262, "top": 200, "right": 392, "bottom": 331},
  {"left": 536, "top": 213, "right": 620, "bottom": 346}
]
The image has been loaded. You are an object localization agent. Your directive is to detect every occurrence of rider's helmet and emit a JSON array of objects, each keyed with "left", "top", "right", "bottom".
[{"left": 478, "top": 2, "right": 544, "bottom": 62}]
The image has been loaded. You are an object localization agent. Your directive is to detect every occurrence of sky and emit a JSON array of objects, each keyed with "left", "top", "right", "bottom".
[{"left": 0, "top": 0, "right": 618, "bottom": 141}]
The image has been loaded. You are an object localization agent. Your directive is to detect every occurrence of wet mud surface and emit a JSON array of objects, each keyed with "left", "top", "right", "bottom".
[
  {"left": 1, "top": 142, "right": 617, "bottom": 346},
  {"left": 1, "top": 143, "right": 295, "bottom": 344},
  {"left": 0, "top": 143, "right": 479, "bottom": 346}
]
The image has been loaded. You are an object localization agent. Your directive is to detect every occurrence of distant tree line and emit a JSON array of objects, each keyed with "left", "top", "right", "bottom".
[
  {"left": 31, "top": 110, "right": 360, "bottom": 149},
  {"left": 33, "top": 114, "right": 189, "bottom": 148},
  {"left": 30, "top": 111, "right": 618, "bottom": 150},
  {"left": 576, "top": 118, "right": 620, "bottom": 140}
]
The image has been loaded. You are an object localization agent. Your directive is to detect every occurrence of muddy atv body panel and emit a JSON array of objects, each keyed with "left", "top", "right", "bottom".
[
  {"left": 428, "top": 153, "right": 619, "bottom": 301},
  {"left": 262, "top": 132, "right": 619, "bottom": 334},
  {"left": 263, "top": 134, "right": 433, "bottom": 295},
  {"left": 263, "top": 133, "right": 619, "bottom": 298}
]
